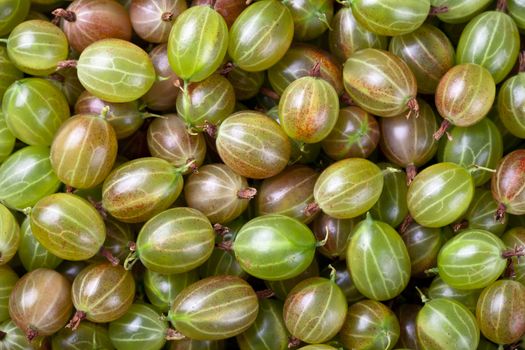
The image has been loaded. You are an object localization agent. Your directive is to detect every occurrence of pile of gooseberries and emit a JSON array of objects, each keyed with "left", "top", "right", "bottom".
[{"left": 2, "top": 0, "right": 525, "bottom": 349}]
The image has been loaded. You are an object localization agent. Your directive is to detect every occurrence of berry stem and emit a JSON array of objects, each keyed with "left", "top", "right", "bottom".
[
  {"left": 452, "top": 220, "right": 469, "bottom": 233},
  {"left": 237, "top": 187, "right": 257, "bottom": 199},
  {"left": 328, "top": 264, "right": 337, "bottom": 283},
  {"left": 288, "top": 336, "right": 302, "bottom": 348},
  {"left": 398, "top": 214, "right": 413, "bottom": 233},
  {"left": 123, "top": 243, "right": 139, "bottom": 270},
  {"left": 495, "top": 202, "right": 507, "bottom": 223},
  {"left": 100, "top": 248, "right": 119, "bottom": 266},
  {"left": 415, "top": 286, "right": 430, "bottom": 303},
  {"left": 219, "top": 62, "right": 235, "bottom": 76},
  {"left": 519, "top": 51, "right": 525, "bottom": 73},
  {"left": 341, "top": 92, "right": 354, "bottom": 106},
  {"left": 66, "top": 311, "right": 86, "bottom": 331},
  {"left": 161, "top": 11, "right": 174, "bottom": 21},
  {"left": 433, "top": 120, "right": 451, "bottom": 140},
  {"left": 0, "top": 38, "right": 7, "bottom": 44},
  {"left": 501, "top": 245, "right": 525, "bottom": 259},
  {"left": 429, "top": 6, "right": 448, "bottom": 15},
  {"left": 0, "top": 330, "right": 5, "bottom": 340},
  {"left": 406, "top": 98, "right": 420, "bottom": 119},
  {"left": 56, "top": 60, "right": 78, "bottom": 71},
  {"left": 256, "top": 289, "right": 275, "bottom": 299},
  {"left": 304, "top": 202, "right": 320, "bottom": 217},
  {"left": 468, "top": 164, "right": 496, "bottom": 174},
  {"left": 497, "top": 0, "right": 508, "bottom": 12},
  {"left": 26, "top": 326, "right": 38, "bottom": 342},
  {"left": 216, "top": 240, "right": 233, "bottom": 251},
  {"left": 203, "top": 121, "right": 217, "bottom": 139},
  {"left": 87, "top": 197, "right": 107, "bottom": 219},
  {"left": 316, "top": 226, "right": 330, "bottom": 247},
  {"left": 406, "top": 163, "right": 417, "bottom": 186},
  {"left": 213, "top": 223, "right": 230, "bottom": 236},
  {"left": 52, "top": 8, "right": 77, "bottom": 22},
  {"left": 309, "top": 61, "right": 322, "bottom": 78},
  {"left": 165, "top": 328, "right": 186, "bottom": 340},
  {"left": 259, "top": 87, "right": 280, "bottom": 100}
]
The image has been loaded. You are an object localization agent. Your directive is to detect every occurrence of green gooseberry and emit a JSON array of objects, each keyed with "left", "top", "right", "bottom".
[
  {"left": 18, "top": 217, "right": 62, "bottom": 272},
  {"left": 0, "top": 319, "right": 34, "bottom": 350},
  {"left": 109, "top": 304, "right": 169, "bottom": 350},
  {"left": 369, "top": 163, "right": 408, "bottom": 228},
  {"left": 102, "top": 157, "right": 186, "bottom": 223},
  {"left": 144, "top": 269, "right": 199, "bottom": 313},
  {"left": 77, "top": 39, "right": 156, "bottom": 103},
  {"left": 498, "top": 68, "right": 525, "bottom": 139},
  {"left": 437, "top": 229, "right": 507, "bottom": 290},
  {"left": 0, "top": 0, "right": 30, "bottom": 36},
  {"left": 400, "top": 222, "right": 442, "bottom": 278},
  {"left": 6, "top": 19, "right": 68, "bottom": 75},
  {"left": 313, "top": 158, "right": 384, "bottom": 219},
  {"left": 2, "top": 78, "right": 70, "bottom": 146},
  {"left": 228, "top": 0, "right": 294, "bottom": 72},
  {"left": 168, "top": 275, "right": 259, "bottom": 340},
  {"left": 168, "top": 6, "right": 228, "bottom": 83},
  {"left": 265, "top": 259, "right": 319, "bottom": 300},
  {"left": 129, "top": 207, "right": 215, "bottom": 274},
  {"left": 0, "top": 113, "right": 15, "bottom": 163},
  {"left": 347, "top": 214, "right": 411, "bottom": 301},
  {"left": 236, "top": 299, "right": 290, "bottom": 350},
  {"left": 284, "top": 275, "right": 347, "bottom": 344},
  {"left": 0, "top": 47, "right": 23, "bottom": 104},
  {"left": 233, "top": 214, "right": 317, "bottom": 281},
  {"left": 428, "top": 277, "right": 482, "bottom": 315},
  {"left": 0, "top": 203, "right": 19, "bottom": 266},
  {"left": 0, "top": 265, "right": 18, "bottom": 323},
  {"left": 407, "top": 162, "right": 475, "bottom": 228},
  {"left": 283, "top": 0, "right": 333, "bottom": 41},
  {"left": 51, "top": 321, "right": 113, "bottom": 350},
  {"left": 417, "top": 298, "right": 479, "bottom": 350},
  {"left": 430, "top": 0, "right": 492, "bottom": 23},
  {"left": 463, "top": 189, "right": 508, "bottom": 236},
  {"left": 502, "top": 227, "right": 525, "bottom": 285},
  {"left": 30, "top": 193, "right": 106, "bottom": 261},
  {"left": 0, "top": 146, "right": 61, "bottom": 210}
]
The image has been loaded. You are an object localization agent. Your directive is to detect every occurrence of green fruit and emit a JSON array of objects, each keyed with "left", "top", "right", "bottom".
[
  {"left": 109, "top": 304, "right": 168, "bottom": 350},
  {"left": 407, "top": 162, "right": 474, "bottom": 228},
  {"left": 0, "top": 47, "right": 22, "bottom": 104},
  {"left": 417, "top": 298, "right": 479, "bottom": 350},
  {"left": 71, "top": 263, "right": 136, "bottom": 324},
  {"left": 216, "top": 111, "right": 291, "bottom": 179},
  {"left": 147, "top": 113, "right": 206, "bottom": 173},
  {"left": 9, "top": 268, "right": 72, "bottom": 339},
  {"left": 437, "top": 119, "right": 502, "bottom": 186},
  {"left": 2, "top": 78, "right": 70, "bottom": 146},
  {"left": 284, "top": 277, "right": 347, "bottom": 344},
  {"left": 498, "top": 71, "right": 525, "bottom": 138},
  {"left": 18, "top": 217, "right": 62, "bottom": 272},
  {"left": 0, "top": 146, "right": 61, "bottom": 210},
  {"left": 430, "top": 0, "right": 492, "bottom": 23},
  {"left": 284, "top": 0, "right": 333, "bottom": 41},
  {"left": 135, "top": 207, "right": 215, "bottom": 274},
  {"left": 51, "top": 321, "right": 113, "bottom": 350},
  {"left": 347, "top": 214, "right": 411, "bottom": 301},
  {"left": 0, "top": 203, "right": 19, "bottom": 266},
  {"left": 0, "top": 0, "right": 30, "bottom": 36},
  {"left": 400, "top": 222, "right": 442, "bottom": 277},
  {"left": 321, "top": 106, "right": 380, "bottom": 160},
  {"left": 102, "top": 157, "right": 185, "bottom": 223},
  {"left": 236, "top": 299, "right": 289, "bottom": 350},
  {"left": 389, "top": 24, "right": 455, "bottom": 94},
  {"left": 77, "top": 39, "right": 156, "bottom": 103},
  {"left": 0, "top": 113, "right": 15, "bottom": 163},
  {"left": 268, "top": 44, "right": 344, "bottom": 96},
  {"left": 437, "top": 229, "right": 507, "bottom": 290},
  {"left": 369, "top": 163, "right": 408, "bottom": 228},
  {"left": 313, "top": 158, "right": 383, "bottom": 219},
  {"left": 278, "top": 76, "right": 339, "bottom": 143},
  {"left": 0, "top": 319, "right": 33, "bottom": 350},
  {"left": 457, "top": 11, "right": 520, "bottom": 84},
  {"left": 476, "top": 280, "right": 525, "bottom": 345},
  {"left": 177, "top": 74, "right": 236, "bottom": 128},
  {"left": 339, "top": 299, "right": 400, "bottom": 350},
  {"left": 228, "top": 0, "right": 294, "bottom": 72},
  {"left": 234, "top": 214, "right": 317, "bottom": 280},
  {"left": 322, "top": 260, "right": 364, "bottom": 303},
  {"left": 185, "top": 164, "right": 253, "bottom": 224},
  {"left": 435, "top": 63, "right": 495, "bottom": 130},
  {"left": 6, "top": 20, "right": 68, "bottom": 75},
  {"left": 168, "top": 6, "right": 228, "bottom": 82},
  {"left": 428, "top": 276, "right": 482, "bottom": 314},
  {"left": 0, "top": 265, "right": 18, "bottom": 323},
  {"left": 144, "top": 269, "right": 199, "bottom": 313},
  {"left": 256, "top": 165, "right": 319, "bottom": 224},
  {"left": 463, "top": 189, "right": 508, "bottom": 236},
  {"left": 508, "top": 0, "right": 525, "bottom": 30},
  {"left": 343, "top": 48, "right": 418, "bottom": 118},
  {"left": 265, "top": 259, "right": 319, "bottom": 300},
  {"left": 30, "top": 193, "right": 106, "bottom": 261},
  {"left": 328, "top": 7, "right": 388, "bottom": 63},
  {"left": 350, "top": 0, "right": 430, "bottom": 36},
  {"left": 50, "top": 114, "right": 118, "bottom": 189},
  {"left": 169, "top": 275, "right": 258, "bottom": 340}
]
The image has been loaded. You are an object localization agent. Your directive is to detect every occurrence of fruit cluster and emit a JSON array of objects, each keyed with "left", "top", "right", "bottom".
[{"left": 1, "top": 0, "right": 525, "bottom": 349}]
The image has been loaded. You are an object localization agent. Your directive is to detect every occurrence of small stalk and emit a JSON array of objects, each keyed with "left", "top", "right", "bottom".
[
  {"left": 304, "top": 202, "right": 320, "bottom": 217},
  {"left": 161, "top": 12, "right": 174, "bottom": 22},
  {"left": 220, "top": 62, "right": 235, "bottom": 76},
  {"left": 288, "top": 336, "right": 302, "bottom": 348},
  {"left": 424, "top": 267, "right": 439, "bottom": 276},
  {"left": 123, "top": 242, "right": 139, "bottom": 270},
  {"left": 100, "top": 248, "right": 120, "bottom": 266},
  {"left": 216, "top": 240, "right": 233, "bottom": 251},
  {"left": 56, "top": 60, "right": 78, "bottom": 71},
  {"left": 497, "top": 0, "right": 508, "bottom": 12},
  {"left": 237, "top": 187, "right": 257, "bottom": 199},
  {"left": 415, "top": 286, "right": 430, "bottom": 303},
  {"left": 0, "top": 330, "right": 6, "bottom": 340},
  {"left": 328, "top": 264, "right": 337, "bottom": 282},
  {"left": 66, "top": 311, "right": 86, "bottom": 331},
  {"left": 468, "top": 164, "right": 496, "bottom": 174},
  {"left": 406, "top": 164, "right": 417, "bottom": 186},
  {"left": 429, "top": 6, "right": 448, "bottom": 16},
  {"left": 165, "top": 328, "right": 186, "bottom": 340},
  {"left": 309, "top": 61, "right": 322, "bottom": 78},
  {"left": 398, "top": 214, "right": 413, "bottom": 234},
  {"left": 382, "top": 167, "right": 402, "bottom": 176},
  {"left": 259, "top": 87, "right": 280, "bottom": 101},
  {"left": 26, "top": 326, "right": 39, "bottom": 342},
  {"left": 88, "top": 197, "right": 107, "bottom": 219},
  {"left": 52, "top": 8, "right": 77, "bottom": 22},
  {"left": 203, "top": 121, "right": 217, "bottom": 139},
  {"left": 452, "top": 220, "right": 468, "bottom": 233},
  {"left": 316, "top": 12, "right": 333, "bottom": 30},
  {"left": 214, "top": 223, "right": 230, "bottom": 236},
  {"left": 316, "top": 226, "right": 330, "bottom": 247},
  {"left": 433, "top": 120, "right": 451, "bottom": 140},
  {"left": 256, "top": 289, "right": 275, "bottom": 299},
  {"left": 519, "top": 51, "right": 525, "bottom": 73},
  {"left": 495, "top": 202, "right": 507, "bottom": 223},
  {"left": 406, "top": 98, "right": 420, "bottom": 119},
  {"left": 340, "top": 92, "right": 354, "bottom": 106}
]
